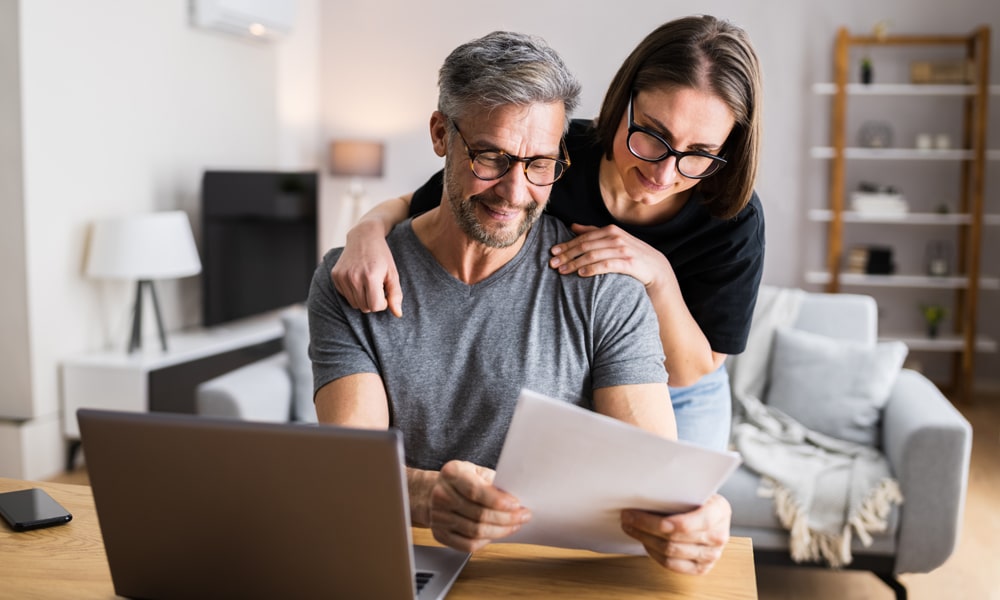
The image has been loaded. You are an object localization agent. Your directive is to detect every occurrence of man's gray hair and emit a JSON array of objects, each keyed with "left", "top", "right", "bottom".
[{"left": 438, "top": 31, "right": 581, "bottom": 131}]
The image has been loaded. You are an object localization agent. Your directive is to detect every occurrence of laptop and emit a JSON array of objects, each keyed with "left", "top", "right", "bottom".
[{"left": 77, "top": 409, "right": 470, "bottom": 600}]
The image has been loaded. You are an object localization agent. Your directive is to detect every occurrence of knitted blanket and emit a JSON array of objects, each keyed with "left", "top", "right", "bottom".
[{"left": 727, "top": 286, "right": 903, "bottom": 567}]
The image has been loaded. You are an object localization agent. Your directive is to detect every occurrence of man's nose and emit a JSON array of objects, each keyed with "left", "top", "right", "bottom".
[{"left": 494, "top": 163, "right": 534, "bottom": 205}]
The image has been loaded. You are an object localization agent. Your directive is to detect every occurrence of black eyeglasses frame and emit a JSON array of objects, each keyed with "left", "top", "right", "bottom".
[{"left": 626, "top": 91, "right": 727, "bottom": 179}]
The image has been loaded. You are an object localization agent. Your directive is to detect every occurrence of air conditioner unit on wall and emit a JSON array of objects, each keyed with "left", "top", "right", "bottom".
[{"left": 190, "top": 0, "right": 296, "bottom": 41}]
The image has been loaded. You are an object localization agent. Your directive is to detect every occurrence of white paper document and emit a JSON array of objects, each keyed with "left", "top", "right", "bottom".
[{"left": 493, "top": 389, "right": 741, "bottom": 555}]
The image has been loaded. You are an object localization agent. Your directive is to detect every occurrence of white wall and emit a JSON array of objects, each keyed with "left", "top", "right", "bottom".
[
  {"left": 318, "top": 0, "right": 1000, "bottom": 387},
  {"left": 276, "top": 0, "right": 320, "bottom": 169},
  {"left": 0, "top": 0, "right": 318, "bottom": 478}
]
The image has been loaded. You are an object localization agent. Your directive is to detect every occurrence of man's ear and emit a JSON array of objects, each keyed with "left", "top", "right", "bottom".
[{"left": 429, "top": 111, "right": 449, "bottom": 157}]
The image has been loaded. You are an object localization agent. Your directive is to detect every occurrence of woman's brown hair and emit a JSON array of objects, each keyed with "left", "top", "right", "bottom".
[{"left": 595, "top": 15, "right": 762, "bottom": 219}]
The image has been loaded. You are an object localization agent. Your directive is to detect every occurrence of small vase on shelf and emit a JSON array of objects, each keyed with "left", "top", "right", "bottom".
[
  {"left": 860, "top": 57, "right": 873, "bottom": 84},
  {"left": 920, "top": 303, "right": 947, "bottom": 339}
]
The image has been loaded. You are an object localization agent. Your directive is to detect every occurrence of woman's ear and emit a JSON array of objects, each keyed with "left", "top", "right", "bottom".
[{"left": 429, "top": 111, "right": 449, "bottom": 157}]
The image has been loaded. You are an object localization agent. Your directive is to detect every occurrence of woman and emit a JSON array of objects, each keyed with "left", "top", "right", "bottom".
[{"left": 332, "top": 14, "right": 764, "bottom": 453}]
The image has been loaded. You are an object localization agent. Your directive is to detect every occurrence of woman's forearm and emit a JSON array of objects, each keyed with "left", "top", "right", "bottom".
[
  {"left": 332, "top": 193, "right": 414, "bottom": 315},
  {"left": 646, "top": 276, "right": 726, "bottom": 387},
  {"left": 349, "top": 193, "right": 413, "bottom": 239}
]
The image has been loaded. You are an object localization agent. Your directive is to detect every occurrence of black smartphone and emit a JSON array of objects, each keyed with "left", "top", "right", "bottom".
[{"left": 0, "top": 488, "right": 73, "bottom": 531}]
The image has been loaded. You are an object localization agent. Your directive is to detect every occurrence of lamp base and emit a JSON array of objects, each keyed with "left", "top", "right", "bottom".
[
  {"left": 347, "top": 176, "right": 368, "bottom": 225},
  {"left": 128, "top": 280, "right": 168, "bottom": 354}
]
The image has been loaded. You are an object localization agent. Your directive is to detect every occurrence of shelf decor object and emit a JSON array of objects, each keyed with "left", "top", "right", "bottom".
[
  {"left": 921, "top": 303, "right": 948, "bottom": 339},
  {"left": 860, "top": 56, "right": 874, "bottom": 84},
  {"left": 813, "top": 25, "right": 994, "bottom": 401},
  {"left": 86, "top": 211, "right": 202, "bottom": 354},
  {"left": 910, "top": 60, "right": 976, "bottom": 84},
  {"left": 925, "top": 240, "right": 953, "bottom": 277},
  {"left": 858, "top": 120, "right": 893, "bottom": 147}
]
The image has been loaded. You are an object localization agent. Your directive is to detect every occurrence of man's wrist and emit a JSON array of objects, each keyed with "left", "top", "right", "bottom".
[{"left": 406, "top": 467, "right": 438, "bottom": 527}]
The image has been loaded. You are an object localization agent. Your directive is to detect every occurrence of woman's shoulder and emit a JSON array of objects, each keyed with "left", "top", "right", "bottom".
[
  {"left": 653, "top": 189, "right": 764, "bottom": 261},
  {"left": 566, "top": 119, "right": 599, "bottom": 153},
  {"left": 733, "top": 190, "right": 765, "bottom": 241},
  {"left": 743, "top": 190, "right": 764, "bottom": 218},
  {"left": 546, "top": 121, "right": 607, "bottom": 224},
  {"left": 698, "top": 189, "right": 764, "bottom": 234}
]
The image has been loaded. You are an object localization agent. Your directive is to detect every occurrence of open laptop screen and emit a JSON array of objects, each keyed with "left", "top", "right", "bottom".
[{"left": 77, "top": 409, "right": 463, "bottom": 599}]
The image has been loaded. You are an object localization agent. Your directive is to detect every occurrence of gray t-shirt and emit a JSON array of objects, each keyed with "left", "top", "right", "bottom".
[{"left": 308, "top": 214, "right": 667, "bottom": 470}]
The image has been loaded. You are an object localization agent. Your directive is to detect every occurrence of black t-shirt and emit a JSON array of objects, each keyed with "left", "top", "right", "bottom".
[{"left": 409, "top": 119, "right": 765, "bottom": 354}]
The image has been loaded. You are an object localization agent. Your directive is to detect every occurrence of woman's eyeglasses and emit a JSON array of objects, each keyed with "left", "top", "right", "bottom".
[{"left": 626, "top": 92, "right": 727, "bottom": 179}]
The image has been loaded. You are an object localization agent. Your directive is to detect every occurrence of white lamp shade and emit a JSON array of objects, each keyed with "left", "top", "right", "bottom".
[
  {"left": 86, "top": 211, "right": 202, "bottom": 280},
  {"left": 328, "top": 140, "right": 384, "bottom": 177}
]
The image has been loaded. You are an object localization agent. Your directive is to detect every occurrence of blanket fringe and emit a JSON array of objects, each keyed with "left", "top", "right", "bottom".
[
  {"left": 763, "top": 476, "right": 903, "bottom": 568},
  {"left": 849, "top": 478, "right": 904, "bottom": 546}
]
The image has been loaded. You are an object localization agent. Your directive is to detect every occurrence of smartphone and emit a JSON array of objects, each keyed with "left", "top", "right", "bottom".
[{"left": 0, "top": 488, "right": 73, "bottom": 531}]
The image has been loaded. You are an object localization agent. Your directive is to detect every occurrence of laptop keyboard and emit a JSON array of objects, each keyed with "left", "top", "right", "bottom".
[{"left": 415, "top": 570, "right": 434, "bottom": 593}]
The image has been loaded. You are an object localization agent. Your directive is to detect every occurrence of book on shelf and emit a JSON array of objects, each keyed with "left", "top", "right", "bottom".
[
  {"left": 850, "top": 191, "right": 909, "bottom": 215},
  {"left": 845, "top": 245, "right": 895, "bottom": 275}
]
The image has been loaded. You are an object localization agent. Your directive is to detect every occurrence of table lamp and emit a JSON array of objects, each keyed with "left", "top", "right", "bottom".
[
  {"left": 86, "top": 211, "right": 202, "bottom": 354},
  {"left": 328, "top": 139, "right": 384, "bottom": 224}
]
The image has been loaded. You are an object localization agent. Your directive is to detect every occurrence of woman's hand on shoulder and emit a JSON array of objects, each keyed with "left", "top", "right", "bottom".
[
  {"left": 330, "top": 194, "right": 413, "bottom": 317},
  {"left": 549, "top": 223, "right": 670, "bottom": 288},
  {"left": 331, "top": 219, "right": 403, "bottom": 317}
]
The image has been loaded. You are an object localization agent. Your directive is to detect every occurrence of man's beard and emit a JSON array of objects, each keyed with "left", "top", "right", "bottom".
[{"left": 444, "top": 171, "right": 543, "bottom": 249}]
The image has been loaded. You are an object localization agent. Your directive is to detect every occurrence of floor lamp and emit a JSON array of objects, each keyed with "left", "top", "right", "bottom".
[
  {"left": 86, "top": 211, "right": 202, "bottom": 354},
  {"left": 328, "top": 139, "right": 385, "bottom": 224}
]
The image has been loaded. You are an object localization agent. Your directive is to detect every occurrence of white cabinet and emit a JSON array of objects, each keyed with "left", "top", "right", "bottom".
[{"left": 61, "top": 313, "right": 284, "bottom": 467}]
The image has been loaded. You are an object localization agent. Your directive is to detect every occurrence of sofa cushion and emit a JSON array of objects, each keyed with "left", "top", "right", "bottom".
[
  {"left": 282, "top": 306, "right": 317, "bottom": 422},
  {"left": 765, "top": 327, "right": 907, "bottom": 446}
]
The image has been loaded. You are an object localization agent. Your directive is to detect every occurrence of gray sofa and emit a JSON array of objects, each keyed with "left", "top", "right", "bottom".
[
  {"left": 195, "top": 292, "right": 972, "bottom": 599},
  {"left": 196, "top": 306, "right": 317, "bottom": 423}
]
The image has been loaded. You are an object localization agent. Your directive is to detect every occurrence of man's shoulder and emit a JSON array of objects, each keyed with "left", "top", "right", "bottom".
[
  {"left": 319, "top": 245, "right": 345, "bottom": 272},
  {"left": 534, "top": 213, "right": 575, "bottom": 244},
  {"left": 532, "top": 217, "right": 647, "bottom": 298},
  {"left": 377, "top": 217, "right": 417, "bottom": 241}
]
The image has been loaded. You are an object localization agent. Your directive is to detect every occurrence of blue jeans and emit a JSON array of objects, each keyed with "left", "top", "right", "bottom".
[{"left": 669, "top": 363, "right": 732, "bottom": 452}]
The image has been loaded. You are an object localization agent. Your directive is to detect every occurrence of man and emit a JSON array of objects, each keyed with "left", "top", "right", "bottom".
[{"left": 308, "top": 31, "right": 730, "bottom": 575}]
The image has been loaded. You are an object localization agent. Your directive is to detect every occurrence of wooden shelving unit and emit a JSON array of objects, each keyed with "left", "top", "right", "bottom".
[{"left": 812, "top": 26, "right": 995, "bottom": 401}]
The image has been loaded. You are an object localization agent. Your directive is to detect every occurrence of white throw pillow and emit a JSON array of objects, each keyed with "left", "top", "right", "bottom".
[{"left": 765, "top": 327, "right": 908, "bottom": 446}]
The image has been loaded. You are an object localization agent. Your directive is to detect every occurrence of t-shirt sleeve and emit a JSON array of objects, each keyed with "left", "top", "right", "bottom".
[
  {"left": 589, "top": 274, "right": 670, "bottom": 388},
  {"left": 306, "top": 249, "right": 381, "bottom": 394},
  {"left": 409, "top": 171, "right": 445, "bottom": 216},
  {"left": 682, "top": 196, "right": 765, "bottom": 355}
]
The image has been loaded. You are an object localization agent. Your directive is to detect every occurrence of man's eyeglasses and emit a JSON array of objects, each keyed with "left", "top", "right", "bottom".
[
  {"left": 626, "top": 92, "right": 727, "bottom": 179},
  {"left": 450, "top": 119, "right": 570, "bottom": 186}
]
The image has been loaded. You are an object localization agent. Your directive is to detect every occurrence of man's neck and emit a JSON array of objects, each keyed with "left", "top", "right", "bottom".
[{"left": 411, "top": 207, "right": 528, "bottom": 285}]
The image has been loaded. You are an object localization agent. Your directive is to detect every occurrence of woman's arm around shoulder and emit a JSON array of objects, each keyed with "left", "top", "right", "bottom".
[{"left": 330, "top": 193, "right": 412, "bottom": 316}]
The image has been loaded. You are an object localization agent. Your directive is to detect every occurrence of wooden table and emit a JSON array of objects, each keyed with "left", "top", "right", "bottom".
[{"left": 0, "top": 478, "right": 757, "bottom": 599}]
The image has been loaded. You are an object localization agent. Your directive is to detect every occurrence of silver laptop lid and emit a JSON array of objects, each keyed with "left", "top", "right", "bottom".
[{"left": 78, "top": 409, "right": 422, "bottom": 600}]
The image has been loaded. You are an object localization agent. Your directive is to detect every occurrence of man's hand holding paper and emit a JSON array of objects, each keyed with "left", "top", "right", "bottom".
[{"left": 493, "top": 390, "right": 740, "bottom": 572}]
